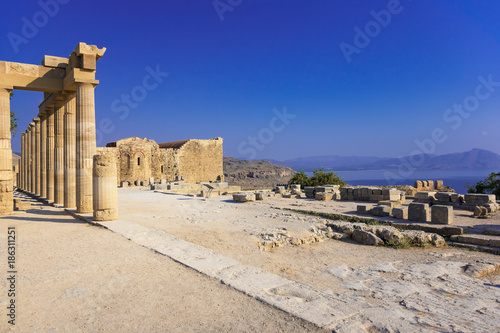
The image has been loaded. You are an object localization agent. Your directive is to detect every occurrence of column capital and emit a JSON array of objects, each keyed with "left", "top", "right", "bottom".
[{"left": 33, "top": 118, "right": 40, "bottom": 123}]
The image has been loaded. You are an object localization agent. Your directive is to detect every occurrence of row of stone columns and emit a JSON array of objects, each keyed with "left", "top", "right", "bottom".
[{"left": 17, "top": 85, "right": 96, "bottom": 214}]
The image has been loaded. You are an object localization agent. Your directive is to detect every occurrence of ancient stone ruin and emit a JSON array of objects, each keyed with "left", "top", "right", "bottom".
[{"left": 1, "top": 43, "right": 109, "bottom": 217}]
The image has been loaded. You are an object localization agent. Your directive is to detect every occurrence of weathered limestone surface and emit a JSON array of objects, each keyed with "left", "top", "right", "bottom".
[
  {"left": 408, "top": 203, "right": 430, "bottom": 222},
  {"left": 393, "top": 207, "right": 408, "bottom": 220},
  {"left": 46, "top": 108, "right": 55, "bottom": 202},
  {"left": 34, "top": 118, "right": 41, "bottom": 195},
  {"left": 356, "top": 205, "right": 372, "bottom": 215},
  {"left": 370, "top": 205, "right": 392, "bottom": 217},
  {"left": 233, "top": 193, "right": 256, "bottom": 202},
  {"left": 0, "top": 88, "right": 13, "bottom": 214},
  {"left": 39, "top": 114, "right": 47, "bottom": 198},
  {"left": 76, "top": 82, "right": 96, "bottom": 213},
  {"left": 161, "top": 138, "right": 224, "bottom": 183},
  {"left": 54, "top": 102, "right": 64, "bottom": 205},
  {"left": 64, "top": 95, "right": 76, "bottom": 208},
  {"left": 93, "top": 154, "right": 118, "bottom": 221},
  {"left": 431, "top": 205, "right": 453, "bottom": 225},
  {"left": 30, "top": 122, "right": 36, "bottom": 193}
]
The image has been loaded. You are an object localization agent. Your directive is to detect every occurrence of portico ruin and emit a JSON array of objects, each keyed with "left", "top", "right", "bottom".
[{"left": 0, "top": 43, "right": 106, "bottom": 215}]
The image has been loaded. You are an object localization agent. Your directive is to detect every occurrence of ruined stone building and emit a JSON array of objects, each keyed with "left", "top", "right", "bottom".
[{"left": 103, "top": 137, "right": 223, "bottom": 184}]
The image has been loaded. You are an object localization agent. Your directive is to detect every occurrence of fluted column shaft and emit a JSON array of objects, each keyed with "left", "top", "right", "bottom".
[
  {"left": 76, "top": 83, "right": 96, "bottom": 213},
  {"left": 20, "top": 132, "right": 25, "bottom": 190},
  {"left": 40, "top": 115, "right": 47, "bottom": 199},
  {"left": 23, "top": 131, "right": 28, "bottom": 191},
  {"left": 0, "top": 88, "right": 13, "bottom": 214},
  {"left": 29, "top": 123, "right": 35, "bottom": 193},
  {"left": 34, "top": 118, "right": 41, "bottom": 196},
  {"left": 64, "top": 95, "right": 76, "bottom": 209},
  {"left": 46, "top": 108, "right": 55, "bottom": 202},
  {"left": 54, "top": 102, "right": 64, "bottom": 205}
]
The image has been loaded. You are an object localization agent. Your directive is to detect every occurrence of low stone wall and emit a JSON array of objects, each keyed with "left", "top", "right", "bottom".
[{"left": 340, "top": 187, "right": 405, "bottom": 202}]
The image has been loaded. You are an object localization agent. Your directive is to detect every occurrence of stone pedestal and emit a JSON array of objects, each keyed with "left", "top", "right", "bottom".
[
  {"left": 64, "top": 95, "right": 76, "bottom": 209},
  {"left": 93, "top": 154, "right": 118, "bottom": 221},
  {"left": 0, "top": 88, "right": 13, "bottom": 214},
  {"left": 40, "top": 114, "right": 47, "bottom": 199},
  {"left": 76, "top": 83, "right": 96, "bottom": 213},
  {"left": 46, "top": 108, "right": 55, "bottom": 203},
  {"left": 54, "top": 102, "right": 64, "bottom": 205},
  {"left": 34, "top": 118, "right": 41, "bottom": 196}
]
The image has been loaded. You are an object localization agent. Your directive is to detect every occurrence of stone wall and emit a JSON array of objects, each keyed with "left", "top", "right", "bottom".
[
  {"left": 163, "top": 138, "right": 223, "bottom": 183},
  {"left": 103, "top": 137, "right": 166, "bottom": 185}
]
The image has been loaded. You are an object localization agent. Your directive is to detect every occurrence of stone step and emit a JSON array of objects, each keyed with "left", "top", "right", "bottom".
[
  {"left": 450, "top": 234, "right": 500, "bottom": 248},
  {"left": 483, "top": 228, "right": 500, "bottom": 236},
  {"left": 447, "top": 241, "right": 500, "bottom": 255}
]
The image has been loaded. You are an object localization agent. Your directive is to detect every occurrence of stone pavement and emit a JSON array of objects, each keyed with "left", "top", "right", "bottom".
[{"left": 67, "top": 210, "right": 500, "bottom": 332}]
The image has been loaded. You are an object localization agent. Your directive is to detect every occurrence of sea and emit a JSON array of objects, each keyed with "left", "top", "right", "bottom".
[{"left": 306, "top": 169, "right": 493, "bottom": 194}]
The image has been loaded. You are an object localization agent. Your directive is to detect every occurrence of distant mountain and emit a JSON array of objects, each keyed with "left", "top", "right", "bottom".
[{"left": 267, "top": 149, "right": 500, "bottom": 172}]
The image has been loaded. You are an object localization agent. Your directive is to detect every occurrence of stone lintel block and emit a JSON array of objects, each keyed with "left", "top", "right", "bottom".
[
  {"left": 431, "top": 205, "right": 453, "bottom": 225},
  {"left": 42, "top": 55, "right": 69, "bottom": 68},
  {"left": 465, "top": 194, "right": 496, "bottom": 204},
  {"left": 435, "top": 192, "right": 452, "bottom": 202},
  {"left": 392, "top": 207, "right": 408, "bottom": 220},
  {"left": 408, "top": 202, "right": 430, "bottom": 222}
]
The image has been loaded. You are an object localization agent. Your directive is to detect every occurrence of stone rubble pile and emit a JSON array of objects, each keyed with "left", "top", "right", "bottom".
[{"left": 255, "top": 216, "right": 446, "bottom": 251}]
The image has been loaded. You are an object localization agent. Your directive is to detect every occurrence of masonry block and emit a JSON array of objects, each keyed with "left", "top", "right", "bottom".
[
  {"left": 431, "top": 205, "right": 453, "bottom": 225},
  {"left": 408, "top": 202, "right": 430, "bottom": 222},
  {"left": 393, "top": 207, "right": 408, "bottom": 220}
]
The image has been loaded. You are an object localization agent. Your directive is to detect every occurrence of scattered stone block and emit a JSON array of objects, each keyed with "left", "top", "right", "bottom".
[
  {"left": 431, "top": 205, "right": 453, "bottom": 224},
  {"left": 120, "top": 181, "right": 129, "bottom": 188},
  {"left": 149, "top": 177, "right": 155, "bottom": 185},
  {"left": 450, "top": 193, "right": 463, "bottom": 203},
  {"left": 414, "top": 191, "right": 436, "bottom": 203},
  {"left": 370, "top": 205, "right": 392, "bottom": 217},
  {"left": 134, "top": 180, "right": 141, "bottom": 186},
  {"left": 474, "top": 206, "right": 488, "bottom": 217},
  {"left": 141, "top": 180, "right": 148, "bottom": 186},
  {"left": 464, "top": 194, "right": 496, "bottom": 204},
  {"left": 160, "top": 179, "right": 167, "bottom": 184},
  {"left": 275, "top": 186, "right": 286, "bottom": 195},
  {"left": 255, "top": 192, "right": 265, "bottom": 200},
  {"left": 408, "top": 203, "right": 430, "bottom": 222},
  {"left": 357, "top": 204, "right": 373, "bottom": 215},
  {"left": 315, "top": 192, "right": 333, "bottom": 201},
  {"left": 233, "top": 193, "right": 256, "bottom": 202},
  {"left": 378, "top": 200, "right": 402, "bottom": 208},
  {"left": 435, "top": 192, "right": 452, "bottom": 202},
  {"left": 282, "top": 193, "right": 297, "bottom": 199},
  {"left": 392, "top": 207, "right": 408, "bottom": 220}
]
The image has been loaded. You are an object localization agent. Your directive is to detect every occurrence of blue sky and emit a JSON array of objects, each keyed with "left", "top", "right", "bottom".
[{"left": 2, "top": 0, "right": 500, "bottom": 160}]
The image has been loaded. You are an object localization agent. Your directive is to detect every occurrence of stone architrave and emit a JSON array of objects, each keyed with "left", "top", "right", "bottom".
[
  {"left": 0, "top": 88, "right": 13, "bottom": 214},
  {"left": 46, "top": 108, "right": 55, "bottom": 203},
  {"left": 76, "top": 82, "right": 97, "bottom": 213},
  {"left": 64, "top": 94, "right": 76, "bottom": 209},
  {"left": 54, "top": 101, "right": 65, "bottom": 205},
  {"left": 93, "top": 154, "right": 118, "bottom": 221}
]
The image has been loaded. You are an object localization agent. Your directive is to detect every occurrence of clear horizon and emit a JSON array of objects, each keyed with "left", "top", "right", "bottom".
[{"left": 3, "top": 0, "right": 500, "bottom": 161}]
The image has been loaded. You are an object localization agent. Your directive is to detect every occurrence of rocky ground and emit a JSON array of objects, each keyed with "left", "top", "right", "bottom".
[{"left": 116, "top": 188, "right": 500, "bottom": 332}]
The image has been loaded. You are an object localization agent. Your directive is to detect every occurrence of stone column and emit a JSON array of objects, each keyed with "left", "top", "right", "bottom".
[
  {"left": 76, "top": 83, "right": 96, "bottom": 213},
  {"left": 93, "top": 154, "right": 118, "bottom": 221},
  {"left": 46, "top": 108, "right": 55, "bottom": 203},
  {"left": 29, "top": 122, "right": 35, "bottom": 194},
  {"left": 34, "top": 118, "right": 41, "bottom": 196},
  {"left": 54, "top": 102, "right": 64, "bottom": 206},
  {"left": 23, "top": 130, "right": 28, "bottom": 191},
  {"left": 64, "top": 94, "right": 76, "bottom": 209},
  {"left": 0, "top": 88, "right": 13, "bottom": 214},
  {"left": 40, "top": 114, "right": 47, "bottom": 199},
  {"left": 20, "top": 132, "right": 25, "bottom": 190}
]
